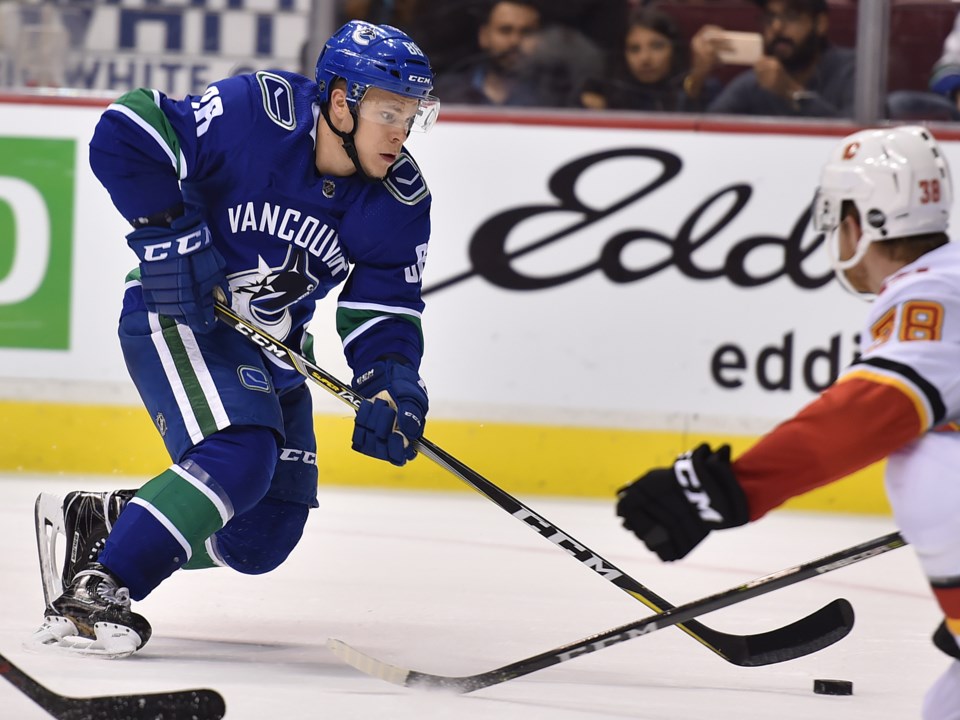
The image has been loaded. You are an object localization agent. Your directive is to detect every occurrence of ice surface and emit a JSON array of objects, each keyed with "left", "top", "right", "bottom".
[{"left": 0, "top": 474, "right": 942, "bottom": 719}]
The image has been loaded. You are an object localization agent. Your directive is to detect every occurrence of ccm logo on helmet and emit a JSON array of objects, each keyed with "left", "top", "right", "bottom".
[{"left": 408, "top": 75, "right": 431, "bottom": 84}]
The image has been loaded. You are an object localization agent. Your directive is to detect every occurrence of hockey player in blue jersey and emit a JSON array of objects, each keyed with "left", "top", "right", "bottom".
[{"left": 30, "top": 20, "right": 440, "bottom": 658}]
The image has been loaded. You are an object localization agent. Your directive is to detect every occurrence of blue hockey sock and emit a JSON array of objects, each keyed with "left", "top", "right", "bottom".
[{"left": 99, "top": 425, "right": 277, "bottom": 599}]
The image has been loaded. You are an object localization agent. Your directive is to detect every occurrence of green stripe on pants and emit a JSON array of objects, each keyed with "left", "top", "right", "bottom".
[
  {"left": 139, "top": 467, "right": 225, "bottom": 555},
  {"left": 158, "top": 315, "right": 220, "bottom": 437}
]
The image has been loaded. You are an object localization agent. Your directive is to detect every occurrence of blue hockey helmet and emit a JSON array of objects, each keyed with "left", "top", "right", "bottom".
[{"left": 315, "top": 21, "right": 438, "bottom": 131}]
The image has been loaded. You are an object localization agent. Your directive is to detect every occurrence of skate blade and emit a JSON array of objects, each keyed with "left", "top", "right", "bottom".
[
  {"left": 24, "top": 617, "right": 142, "bottom": 659},
  {"left": 34, "top": 493, "right": 66, "bottom": 608}
]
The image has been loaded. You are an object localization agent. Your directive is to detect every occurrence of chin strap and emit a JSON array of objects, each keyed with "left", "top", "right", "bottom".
[
  {"left": 320, "top": 102, "right": 375, "bottom": 181},
  {"left": 827, "top": 227, "right": 876, "bottom": 301}
]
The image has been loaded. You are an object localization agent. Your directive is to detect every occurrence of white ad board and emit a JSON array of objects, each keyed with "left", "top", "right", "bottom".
[
  {"left": 406, "top": 121, "right": 868, "bottom": 432},
  {"left": 1, "top": 99, "right": 955, "bottom": 438}
]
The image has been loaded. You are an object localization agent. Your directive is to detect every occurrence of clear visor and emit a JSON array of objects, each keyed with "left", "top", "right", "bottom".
[{"left": 356, "top": 90, "right": 440, "bottom": 134}]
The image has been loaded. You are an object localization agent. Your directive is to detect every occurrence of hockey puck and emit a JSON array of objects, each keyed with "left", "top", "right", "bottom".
[{"left": 813, "top": 679, "right": 853, "bottom": 695}]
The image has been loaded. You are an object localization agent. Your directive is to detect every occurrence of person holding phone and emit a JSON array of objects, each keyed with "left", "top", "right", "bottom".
[
  {"left": 432, "top": 0, "right": 542, "bottom": 106},
  {"left": 579, "top": 6, "right": 720, "bottom": 112},
  {"left": 704, "top": 0, "right": 855, "bottom": 117}
]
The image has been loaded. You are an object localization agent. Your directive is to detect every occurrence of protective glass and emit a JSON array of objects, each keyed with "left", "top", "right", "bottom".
[
  {"left": 761, "top": 10, "right": 805, "bottom": 27},
  {"left": 357, "top": 90, "right": 440, "bottom": 134}
]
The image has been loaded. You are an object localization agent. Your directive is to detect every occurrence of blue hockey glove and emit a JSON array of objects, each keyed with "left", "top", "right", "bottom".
[
  {"left": 351, "top": 360, "right": 428, "bottom": 467},
  {"left": 126, "top": 214, "right": 229, "bottom": 334},
  {"left": 615, "top": 444, "right": 749, "bottom": 561}
]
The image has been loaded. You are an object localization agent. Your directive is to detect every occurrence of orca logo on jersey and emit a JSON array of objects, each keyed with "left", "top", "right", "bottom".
[
  {"left": 230, "top": 246, "right": 324, "bottom": 340},
  {"left": 423, "top": 148, "right": 832, "bottom": 295}
]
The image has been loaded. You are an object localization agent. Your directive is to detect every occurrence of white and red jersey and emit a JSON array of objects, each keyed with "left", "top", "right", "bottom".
[{"left": 733, "top": 241, "right": 960, "bottom": 623}]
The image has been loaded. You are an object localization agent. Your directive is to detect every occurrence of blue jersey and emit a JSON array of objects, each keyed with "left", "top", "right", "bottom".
[{"left": 89, "top": 70, "right": 431, "bottom": 390}]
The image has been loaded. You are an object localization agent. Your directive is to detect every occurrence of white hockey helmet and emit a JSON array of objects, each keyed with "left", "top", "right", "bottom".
[{"left": 812, "top": 125, "right": 952, "bottom": 276}]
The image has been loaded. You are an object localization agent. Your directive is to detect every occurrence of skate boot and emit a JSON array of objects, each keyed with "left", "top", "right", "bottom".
[
  {"left": 61, "top": 489, "right": 136, "bottom": 588},
  {"left": 35, "top": 489, "right": 135, "bottom": 607},
  {"left": 31, "top": 563, "right": 152, "bottom": 659}
]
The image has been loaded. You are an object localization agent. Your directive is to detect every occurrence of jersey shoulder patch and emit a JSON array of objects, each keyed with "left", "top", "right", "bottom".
[
  {"left": 384, "top": 151, "right": 429, "bottom": 206},
  {"left": 255, "top": 71, "right": 296, "bottom": 131}
]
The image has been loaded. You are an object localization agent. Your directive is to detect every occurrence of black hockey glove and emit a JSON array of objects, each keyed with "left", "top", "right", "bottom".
[{"left": 616, "top": 444, "right": 749, "bottom": 561}]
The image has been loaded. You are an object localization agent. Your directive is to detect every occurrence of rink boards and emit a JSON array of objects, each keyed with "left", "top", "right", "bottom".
[{"left": 5, "top": 98, "right": 960, "bottom": 513}]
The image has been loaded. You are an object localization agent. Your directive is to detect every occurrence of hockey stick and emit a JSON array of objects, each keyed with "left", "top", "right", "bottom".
[
  {"left": 0, "top": 651, "right": 226, "bottom": 719},
  {"left": 328, "top": 531, "right": 906, "bottom": 693},
  {"left": 213, "top": 300, "right": 854, "bottom": 666}
]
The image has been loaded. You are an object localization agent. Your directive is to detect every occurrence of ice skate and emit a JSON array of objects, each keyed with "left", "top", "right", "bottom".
[
  {"left": 34, "top": 489, "right": 134, "bottom": 607},
  {"left": 29, "top": 563, "right": 152, "bottom": 659}
]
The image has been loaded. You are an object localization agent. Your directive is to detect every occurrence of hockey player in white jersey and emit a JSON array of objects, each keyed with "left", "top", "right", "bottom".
[{"left": 616, "top": 125, "right": 960, "bottom": 719}]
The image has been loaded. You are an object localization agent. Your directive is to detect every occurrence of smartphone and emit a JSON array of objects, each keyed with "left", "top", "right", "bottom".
[{"left": 715, "top": 31, "right": 763, "bottom": 65}]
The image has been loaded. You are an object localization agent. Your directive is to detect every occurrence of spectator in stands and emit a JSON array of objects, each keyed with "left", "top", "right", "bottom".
[
  {"left": 407, "top": 0, "right": 486, "bottom": 77},
  {"left": 930, "top": 10, "right": 960, "bottom": 113},
  {"left": 511, "top": 23, "right": 605, "bottom": 108},
  {"left": 336, "top": 0, "right": 419, "bottom": 28},
  {"left": 541, "top": 0, "right": 630, "bottom": 63},
  {"left": 432, "top": 0, "right": 541, "bottom": 106},
  {"left": 706, "top": 0, "right": 855, "bottom": 118},
  {"left": 580, "top": 5, "right": 720, "bottom": 112}
]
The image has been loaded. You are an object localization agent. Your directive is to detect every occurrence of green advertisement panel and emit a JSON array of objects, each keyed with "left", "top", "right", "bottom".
[{"left": 0, "top": 138, "right": 75, "bottom": 349}]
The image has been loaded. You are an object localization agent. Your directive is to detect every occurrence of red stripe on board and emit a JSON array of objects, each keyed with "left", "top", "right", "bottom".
[
  {"left": 4, "top": 92, "right": 960, "bottom": 141},
  {"left": 0, "top": 93, "right": 114, "bottom": 108}
]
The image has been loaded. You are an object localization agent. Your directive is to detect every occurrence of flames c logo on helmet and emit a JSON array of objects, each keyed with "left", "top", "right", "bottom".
[{"left": 842, "top": 142, "right": 860, "bottom": 160}]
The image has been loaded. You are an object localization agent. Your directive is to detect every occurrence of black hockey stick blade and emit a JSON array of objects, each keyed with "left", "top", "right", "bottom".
[
  {"left": 328, "top": 531, "right": 905, "bottom": 693},
  {"left": 0, "top": 651, "right": 226, "bottom": 720},
  {"left": 213, "top": 301, "right": 854, "bottom": 666},
  {"left": 416, "top": 434, "right": 853, "bottom": 666}
]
